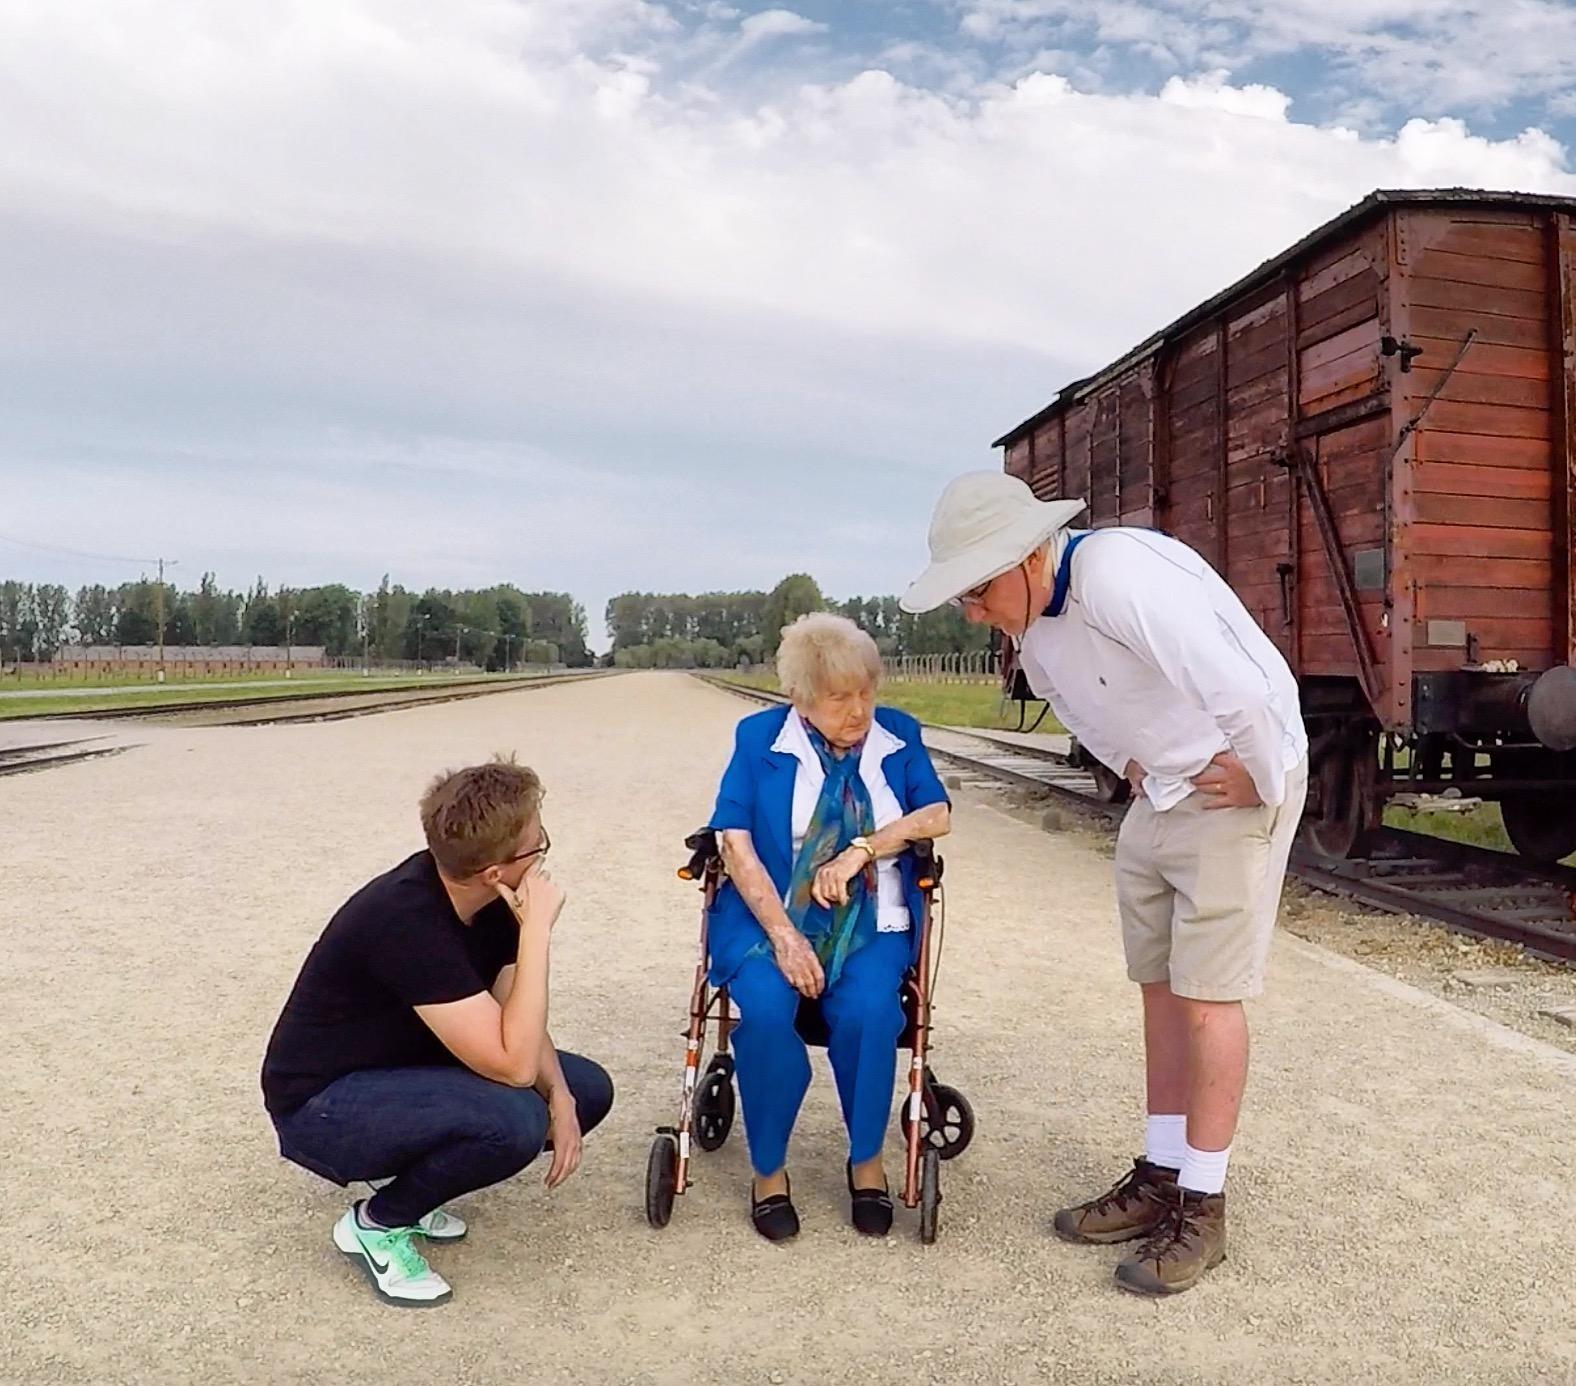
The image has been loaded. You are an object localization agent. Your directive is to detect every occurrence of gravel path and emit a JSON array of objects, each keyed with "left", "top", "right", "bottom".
[{"left": 4, "top": 672, "right": 1573, "bottom": 1386}]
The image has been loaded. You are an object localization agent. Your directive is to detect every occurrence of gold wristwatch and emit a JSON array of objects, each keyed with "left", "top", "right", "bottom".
[{"left": 850, "top": 835, "right": 876, "bottom": 863}]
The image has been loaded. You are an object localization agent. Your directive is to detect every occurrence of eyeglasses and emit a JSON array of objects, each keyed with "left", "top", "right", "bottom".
[
  {"left": 498, "top": 825, "right": 551, "bottom": 867},
  {"left": 948, "top": 580, "right": 993, "bottom": 609}
]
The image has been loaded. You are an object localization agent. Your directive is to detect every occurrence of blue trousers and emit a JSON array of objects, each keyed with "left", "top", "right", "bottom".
[
  {"left": 728, "top": 930, "right": 909, "bottom": 1176},
  {"left": 271, "top": 1052, "right": 614, "bottom": 1227}
]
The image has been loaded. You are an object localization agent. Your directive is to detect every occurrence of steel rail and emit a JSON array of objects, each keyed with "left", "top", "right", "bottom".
[
  {"left": 0, "top": 744, "right": 132, "bottom": 778},
  {"left": 12, "top": 669, "right": 615, "bottom": 726}
]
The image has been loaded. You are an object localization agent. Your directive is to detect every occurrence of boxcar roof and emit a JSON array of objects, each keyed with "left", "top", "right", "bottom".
[{"left": 993, "top": 187, "right": 1576, "bottom": 448}]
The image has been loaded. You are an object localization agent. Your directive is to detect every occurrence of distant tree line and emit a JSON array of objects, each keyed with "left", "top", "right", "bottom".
[
  {"left": 606, "top": 573, "right": 990, "bottom": 669},
  {"left": 0, "top": 576, "right": 592, "bottom": 669}
]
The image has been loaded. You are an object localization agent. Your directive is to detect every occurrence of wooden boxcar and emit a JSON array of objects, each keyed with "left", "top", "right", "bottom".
[{"left": 996, "top": 189, "right": 1576, "bottom": 859}]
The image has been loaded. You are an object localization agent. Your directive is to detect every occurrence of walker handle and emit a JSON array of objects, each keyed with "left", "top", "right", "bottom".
[
  {"left": 678, "top": 827, "right": 721, "bottom": 881},
  {"left": 908, "top": 838, "right": 943, "bottom": 892}
]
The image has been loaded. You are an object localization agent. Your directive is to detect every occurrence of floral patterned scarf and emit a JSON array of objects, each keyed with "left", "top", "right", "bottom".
[{"left": 781, "top": 722, "right": 878, "bottom": 988}]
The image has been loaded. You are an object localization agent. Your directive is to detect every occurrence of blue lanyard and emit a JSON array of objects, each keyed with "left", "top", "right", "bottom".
[{"left": 1043, "top": 531, "right": 1092, "bottom": 618}]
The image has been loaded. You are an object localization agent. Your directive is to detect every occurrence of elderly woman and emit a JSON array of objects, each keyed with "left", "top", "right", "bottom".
[{"left": 707, "top": 613, "right": 951, "bottom": 1241}]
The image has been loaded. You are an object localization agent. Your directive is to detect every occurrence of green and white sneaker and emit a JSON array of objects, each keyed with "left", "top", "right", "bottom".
[
  {"left": 414, "top": 1207, "right": 466, "bottom": 1241},
  {"left": 332, "top": 1205, "right": 452, "bottom": 1306},
  {"left": 363, "top": 1182, "right": 467, "bottom": 1242}
]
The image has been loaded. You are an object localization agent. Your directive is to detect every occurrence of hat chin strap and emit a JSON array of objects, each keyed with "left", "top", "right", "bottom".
[{"left": 1007, "top": 528, "right": 1067, "bottom": 645}]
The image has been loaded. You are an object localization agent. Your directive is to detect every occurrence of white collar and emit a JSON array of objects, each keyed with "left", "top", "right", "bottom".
[{"left": 773, "top": 707, "right": 904, "bottom": 766}]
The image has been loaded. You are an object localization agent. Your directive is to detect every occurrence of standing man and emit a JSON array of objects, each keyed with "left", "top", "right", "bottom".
[
  {"left": 901, "top": 472, "right": 1307, "bottom": 1296},
  {"left": 261, "top": 756, "right": 614, "bottom": 1307}
]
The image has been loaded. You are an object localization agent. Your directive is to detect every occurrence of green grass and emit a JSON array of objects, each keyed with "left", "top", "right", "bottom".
[
  {"left": 714, "top": 672, "right": 1065, "bottom": 735},
  {"left": 1387, "top": 801, "right": 1576, "bottom": 866},
  {"left": 0, "top": 667, "right": 376, "bottom": 692},
  {"left": 0, "top": 671, "right": 535, "bottom": 720},
  {"left": 1382, "top": 801, "right": 1510, "bottom": 853}
]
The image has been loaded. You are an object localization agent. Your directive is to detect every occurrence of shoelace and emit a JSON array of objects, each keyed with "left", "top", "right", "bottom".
[
  {"left": 1089, "top": 1161, "right": 1152, "bottom": 1214},
  {"left": 1135, "top": 1196, "right": 1203, "bottom": 1262},
  {"left": 371, "top": 1225, "right": 429, "bottom": 1280}
]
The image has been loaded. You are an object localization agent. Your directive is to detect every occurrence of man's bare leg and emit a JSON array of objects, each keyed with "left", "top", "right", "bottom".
[
  {"left": 1178, "top": 996, "right": 1249, "bottom": 1153},
  {"left": 1141, "top": 981, "right": 1189, "bottom": 1117}
]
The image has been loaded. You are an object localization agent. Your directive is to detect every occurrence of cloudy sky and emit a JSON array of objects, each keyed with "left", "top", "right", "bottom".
[{"left": 3, "top": 0, "right": 1574, "bottom": 648}]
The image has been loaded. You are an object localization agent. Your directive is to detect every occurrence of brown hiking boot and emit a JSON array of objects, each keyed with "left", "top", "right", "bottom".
[
  {"left": 1113, "top": 1183, "right": 1227, "bottom": 1296},
  {"left": 1053, "top": 1158, "right": 1178, "bottom": 1245}
]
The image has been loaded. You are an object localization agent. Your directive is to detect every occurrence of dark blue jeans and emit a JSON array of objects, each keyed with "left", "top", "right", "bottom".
[{"left": 271, "top": 1052, "right": 614, "bottom": 1227}]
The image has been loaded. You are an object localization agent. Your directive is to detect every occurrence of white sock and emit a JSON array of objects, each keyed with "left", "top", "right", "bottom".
[
  {"left": 1145, "top": 1114, "right": 1186, "bottom": 1171},
  {"left": 1178, "top": 1140, "right": 1231, "bottom": 1195},
  {"left": 356, "top": 1200, "right": 390, "bottom": 1231}
]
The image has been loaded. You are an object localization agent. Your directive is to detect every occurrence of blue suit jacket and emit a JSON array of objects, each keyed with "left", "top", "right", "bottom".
[{"left": 706, "top": 704, "right": 950, "bottom": 983}]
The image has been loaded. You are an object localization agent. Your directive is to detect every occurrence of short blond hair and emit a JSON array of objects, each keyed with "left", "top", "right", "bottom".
[
  {"left": 776, "top": 612, "right": 881, "bottom": 706},
  {"left": 419, "top": 755, "right": 544, "bottom": 877}
]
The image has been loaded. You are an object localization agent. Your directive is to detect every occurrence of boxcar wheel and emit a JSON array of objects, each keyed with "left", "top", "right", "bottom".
[
  {"left": 645, "top": 1132, "right": 679, "bottom": 1229},
  {"left": 919, "top": 1148, "right": 941, "bottom": 1245},
  {"left": 1500, "top": 797, "right": 1576, "bottom": 864},
  {"left": 1301, "top": 727, "right": 1378, "bottom": 859}
]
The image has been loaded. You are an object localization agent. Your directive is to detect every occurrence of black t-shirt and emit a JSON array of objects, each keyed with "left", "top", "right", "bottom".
[{"left": 261, "top": 851, "right": 518, "bottom": 1116}]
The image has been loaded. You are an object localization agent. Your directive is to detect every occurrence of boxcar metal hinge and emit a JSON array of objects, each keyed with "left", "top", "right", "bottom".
[
  {"left": 1273, "top": 442, "right": 1383, "bottom": 712},
  {"left": 1380, "top": 335, "right": 1425, "bottom": 372}
]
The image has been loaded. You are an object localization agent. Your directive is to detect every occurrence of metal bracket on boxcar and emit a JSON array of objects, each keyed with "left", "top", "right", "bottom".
[{"left": 1380, "top": 335, "right": 1425, "bottom": 372}]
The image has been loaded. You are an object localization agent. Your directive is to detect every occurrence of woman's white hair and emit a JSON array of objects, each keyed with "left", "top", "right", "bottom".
[{"left": 776, "top": 612, "right": 882, "bottom": 706}]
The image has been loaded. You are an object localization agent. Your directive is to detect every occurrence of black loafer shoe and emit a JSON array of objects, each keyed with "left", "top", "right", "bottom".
[
  {"left": 847, "top": 1162, "right": 893, "bottom": 1237},
  {"left": 750, "top": 1176, "right": 800, "bottom": 1242}
]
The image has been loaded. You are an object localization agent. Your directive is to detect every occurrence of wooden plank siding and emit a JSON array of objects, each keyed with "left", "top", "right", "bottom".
[
  {"left": 1401, "top": 209, "right": 1560, "bottom": 674},
  {"left": 1552, "top": 213, "right": 1576, "bottom": 665},
  {"left": 1293, "top": 221, "right": 1391, "bottom": 693}
]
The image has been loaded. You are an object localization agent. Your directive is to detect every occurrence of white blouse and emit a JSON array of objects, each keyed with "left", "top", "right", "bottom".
[{"left": 773, "top": 709, "right": 910, "bottom": 933}]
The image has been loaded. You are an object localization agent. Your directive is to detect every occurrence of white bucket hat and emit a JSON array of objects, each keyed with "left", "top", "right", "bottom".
[{"left": 900, "top": 472, "right": 1087, "bottom": 613}]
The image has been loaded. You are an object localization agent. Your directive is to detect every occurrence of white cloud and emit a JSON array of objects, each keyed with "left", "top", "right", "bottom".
[
  {"left": 1160, "top": 70, "right": 1290, "bottom": 121},
  {"left": 951, "top": 0, "right": 1576, "bottom": 121},
  {"left": 738, "top": 8, "right": 828, "bottom": 43}
]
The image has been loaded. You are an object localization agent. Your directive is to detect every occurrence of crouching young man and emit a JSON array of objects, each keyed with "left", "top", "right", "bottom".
[{"left": 261, "top": 756, "right": 613, "bottom": 1307}]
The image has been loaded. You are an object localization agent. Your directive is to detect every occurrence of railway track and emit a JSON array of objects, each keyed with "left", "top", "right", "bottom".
[
  {"left": 12, "top": 669, "right": 613, "bottom": 727},
  {"left": 0, "top": 738, "right": 132, "bottom": 778},
  {"left": 694, "top": 675, "right": 1576, "bottom": 966}
]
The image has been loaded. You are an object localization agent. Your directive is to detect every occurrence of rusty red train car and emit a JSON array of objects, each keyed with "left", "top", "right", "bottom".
[{"left": 995, "top": 189, "right": 1576, "bottom": 860}]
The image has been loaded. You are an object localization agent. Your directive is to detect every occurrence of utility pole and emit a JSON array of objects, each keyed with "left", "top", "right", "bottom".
[
  {"left": 154, "top": 557, "right": 178, "bottom": 683},
  {"left": 454, "top": 624, "right": 464, "bottom": 663},
  {"left": 285, "top": 608, "right": 295, "bottom": 679}
]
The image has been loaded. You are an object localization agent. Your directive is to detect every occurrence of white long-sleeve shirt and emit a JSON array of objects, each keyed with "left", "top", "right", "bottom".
[{"left": 1016, "top": 528, "right": 1308, "bottom": 810}]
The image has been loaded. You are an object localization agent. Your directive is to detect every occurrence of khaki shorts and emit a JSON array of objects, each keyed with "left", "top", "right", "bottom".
[{"left": 1114, "top": 760, "right": 1308, "bottom": 1001}]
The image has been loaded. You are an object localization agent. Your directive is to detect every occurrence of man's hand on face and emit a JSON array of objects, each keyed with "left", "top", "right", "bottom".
[
  {"left": 1192, "top": 751, "right": 1263, "bottom": 809},
  {"left": 495, "top": 860, "right": 566, "bottom": 932}
]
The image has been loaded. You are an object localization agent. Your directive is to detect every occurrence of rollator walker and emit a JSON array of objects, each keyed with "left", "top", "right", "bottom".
[{"left": 644, "top": 828, "right": 974, "bottom": 1243}]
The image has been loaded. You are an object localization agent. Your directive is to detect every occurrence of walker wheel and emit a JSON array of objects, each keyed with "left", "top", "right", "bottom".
[
  {"left": 692, "top": 1058, "right": 736, "bottom": 1153},
  {"left": 919, "top": 1148, "right": 941, "bottom": 1245},
  {"left": 899, "top": 1081, "right": 976, "bottom": 1161},
  {"left": 645, "top": 1131, "right": 679, "bottom": 1229}
]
